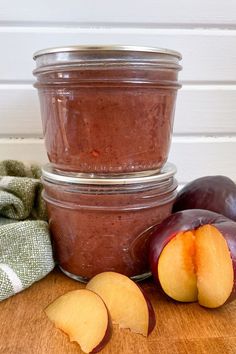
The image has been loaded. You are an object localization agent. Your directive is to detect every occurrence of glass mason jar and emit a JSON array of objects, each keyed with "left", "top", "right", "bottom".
[
  {"left": 42, "top": 163, "right": 177, "bottom": 282},
  {"left": 34, "top": 45, "right": 182, "bottom": 175}
]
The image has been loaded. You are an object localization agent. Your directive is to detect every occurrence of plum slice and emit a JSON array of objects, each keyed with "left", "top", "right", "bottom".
[
  {"left": 45, "top": 289, "right": 112, "bottom": 353},
  {"left": 86, "top": 271, "right": 156, "bottom": 336}
]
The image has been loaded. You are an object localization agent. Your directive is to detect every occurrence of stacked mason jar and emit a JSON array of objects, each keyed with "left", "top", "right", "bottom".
[{"left": 33, "top": 46, "right": 182, "bottom": 282}]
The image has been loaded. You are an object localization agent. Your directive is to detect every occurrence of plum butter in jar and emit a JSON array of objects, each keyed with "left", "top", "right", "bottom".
[
  {"left": 33, "top": 45, "right": 182, "bottom": 175},
  {"left": 42, "top": 163, "right": 178, "bottom": 282}
]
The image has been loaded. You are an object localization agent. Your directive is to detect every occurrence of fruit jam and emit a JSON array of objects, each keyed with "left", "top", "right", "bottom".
[
  {"left": 42, "top": 163, "right": 177, "bottom": 281},
  {"left": 34, "top": 45, "right": 181, "bottom": 174}
]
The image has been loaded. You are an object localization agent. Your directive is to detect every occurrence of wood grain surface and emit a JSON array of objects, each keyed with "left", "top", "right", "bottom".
[{"left": 1, "top": 269, "right": 236, "bottom": 354}]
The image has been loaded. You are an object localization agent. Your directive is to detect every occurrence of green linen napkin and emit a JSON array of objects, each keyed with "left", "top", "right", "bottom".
[
  {"left": 0, "top": 160, "right": 55, "bottom": 301},
  {"left": 0, "top": 160, "right": 47, "bottom": 221}
]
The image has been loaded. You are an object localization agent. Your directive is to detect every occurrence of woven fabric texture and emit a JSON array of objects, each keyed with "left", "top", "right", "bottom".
[{"left": 0, "top": 160, "right": 55, "bottom": 301}]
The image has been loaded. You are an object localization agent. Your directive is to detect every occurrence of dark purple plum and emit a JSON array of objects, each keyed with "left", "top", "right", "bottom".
[{"left": 173, "top": 176, "right": 236, "bottom": 221}]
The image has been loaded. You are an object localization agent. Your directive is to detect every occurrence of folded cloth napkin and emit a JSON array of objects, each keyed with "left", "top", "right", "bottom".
[
  {"left": 0, "top": 160, "right": 55, "bottom": 301},
  {"left": 0, "top": 160, "right": 47, "bottom": 221}
]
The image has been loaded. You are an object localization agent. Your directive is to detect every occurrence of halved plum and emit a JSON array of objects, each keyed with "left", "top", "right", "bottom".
[{"left": 149, "top": 209, "right": 236, "bottom": 308}]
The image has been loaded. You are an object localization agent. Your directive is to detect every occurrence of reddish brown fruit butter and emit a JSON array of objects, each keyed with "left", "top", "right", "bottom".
[
  {"left": 42, "top": 163, "right": 177, "bottom": 281},
  {"left": 34, "top": 45, "right": 182, "bottom": 174}
]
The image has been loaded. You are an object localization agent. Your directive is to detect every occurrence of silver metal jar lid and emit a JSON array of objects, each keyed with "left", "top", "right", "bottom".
[
  {"left": 42, "top": 163, "right": 177, "bottom": 185},
  {"left": 33, "top": 45, "right": 182, "bottom": 76},
  {"left": 33, "top": 45, "right": 182, "bottom": 60}
]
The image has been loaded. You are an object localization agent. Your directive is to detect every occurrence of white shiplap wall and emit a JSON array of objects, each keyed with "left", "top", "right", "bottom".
[{"left": 0, "top": 0, "right": 236, "bottom": 184}]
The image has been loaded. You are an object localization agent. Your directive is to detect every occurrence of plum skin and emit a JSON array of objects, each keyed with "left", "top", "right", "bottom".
[
  {"left": 149, "top": 209, "right": 236, "bottom": 302},
  {"left": 92, "top": 309, "right": 112, "bottom": 353},
  {"left": 173, "top": 176, "right": 236, "bottom": 222},
  {"left": 137, "top": 285, "right": 156, "bottom": 335}
]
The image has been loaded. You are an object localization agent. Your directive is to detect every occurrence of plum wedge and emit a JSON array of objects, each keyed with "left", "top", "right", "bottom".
[
  {"left": 45, "top": 289, "right": 112, "bottom": 353},
  {"left": 86, "top": 272, "right": 156, "bottom": 336}
]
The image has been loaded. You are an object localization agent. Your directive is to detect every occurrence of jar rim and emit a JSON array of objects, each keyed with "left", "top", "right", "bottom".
[
  {"left": 42, "top": 163, "right": 177, "bottom": 186},
  {"left": 33, "top": 45, "right": 182, "bottom": 60}
]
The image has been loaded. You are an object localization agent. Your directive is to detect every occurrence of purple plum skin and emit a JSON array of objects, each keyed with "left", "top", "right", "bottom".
[
  {"left": 92, "top": 306, "right": 112, "bottom": 353},
  {"left": 149, "top": 209, "right": 236, "bottom": 302},
  {"left": 173, "top": 176, "right": 236, "bottom": 222},
  {"left": 138, "top": 286, "right": 156, "bottom": 336}
]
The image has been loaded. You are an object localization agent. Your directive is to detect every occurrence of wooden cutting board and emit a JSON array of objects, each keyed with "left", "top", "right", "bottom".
[{"left": 1, "top": 269, "right": 236, "bottom": 354}]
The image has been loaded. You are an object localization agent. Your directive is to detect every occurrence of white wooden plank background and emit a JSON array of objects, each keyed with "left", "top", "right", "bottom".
[
  {"left": 1, "top": 0, "right": 236, "bottom": 26},
  {"left": 0, "top": 1, "right": 236, "bottom": 184},
  {"left": 1, "top": 28, "right": 236, "bottom": 82}
]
